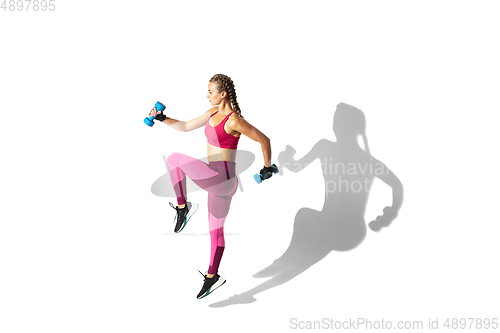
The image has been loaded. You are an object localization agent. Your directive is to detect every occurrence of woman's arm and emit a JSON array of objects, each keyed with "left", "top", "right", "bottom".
[
  {"left": 150, "top": 107, "right": 216, "bottom": 132},
  {"left": 229, "top": 116, "right": 272, "bottom": 167}
]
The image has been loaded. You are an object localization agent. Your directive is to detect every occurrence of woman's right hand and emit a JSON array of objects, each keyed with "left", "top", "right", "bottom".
[{"left": 149, "top": 106, "right": 157, "bottom": 117}]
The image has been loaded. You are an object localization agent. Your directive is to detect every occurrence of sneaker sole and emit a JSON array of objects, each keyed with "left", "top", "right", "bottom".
[
  {"left": 197, "top": 277, "right": 226, "bottom": 299},
  {"left": 175, "top": 203, "right": 199, "bottom": 233}
]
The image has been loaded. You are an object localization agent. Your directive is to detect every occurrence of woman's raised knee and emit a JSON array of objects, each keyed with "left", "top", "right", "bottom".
[{"left": 166, "top": 152, "right": 183, "bottom": 166}]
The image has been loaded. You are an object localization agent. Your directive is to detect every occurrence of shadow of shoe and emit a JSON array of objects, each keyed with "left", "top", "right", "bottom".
[{"left": 209, "top": 292, "right": 257, "bottom": 308}]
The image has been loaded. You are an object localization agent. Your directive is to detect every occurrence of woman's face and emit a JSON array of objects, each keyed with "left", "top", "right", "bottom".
[{"left": 207, "top": 82, "right": 225, "bottom": 106}]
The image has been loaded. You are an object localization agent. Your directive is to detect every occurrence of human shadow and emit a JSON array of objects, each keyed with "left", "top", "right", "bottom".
[{"left": 209, "top": 102, "right": 404, "bottom": 307}]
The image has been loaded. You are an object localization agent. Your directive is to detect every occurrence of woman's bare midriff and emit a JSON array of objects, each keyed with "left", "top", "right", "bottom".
[{"left": 207, "top": 143, "right": 237, "bottom": 163}]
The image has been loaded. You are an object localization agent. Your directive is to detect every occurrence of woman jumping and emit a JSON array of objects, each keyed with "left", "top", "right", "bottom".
[{"left": 149, "top": 74, "right": 274, "bottom": 299}]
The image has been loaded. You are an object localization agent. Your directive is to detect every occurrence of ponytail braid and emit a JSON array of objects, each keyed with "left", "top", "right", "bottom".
[{"left": 209, "top": 74, "right": 244, "bottom": 118}]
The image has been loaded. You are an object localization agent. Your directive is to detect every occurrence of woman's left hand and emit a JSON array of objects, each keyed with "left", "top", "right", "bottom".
[{"left": 260, "top": 165, "right": 275, "bottom": 179}]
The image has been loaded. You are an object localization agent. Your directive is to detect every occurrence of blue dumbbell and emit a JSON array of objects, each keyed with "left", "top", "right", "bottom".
[
  {"left": 254, "top": 164, "right": 279, "bottom": 184},
  {"left": 144, "top": 101, "right": 166, "bottom": 127}
]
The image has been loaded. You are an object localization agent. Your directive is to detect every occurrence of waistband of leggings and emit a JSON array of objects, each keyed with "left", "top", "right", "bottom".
[{"left": 209, "top": 160, "right": 236, "bottom": 166}]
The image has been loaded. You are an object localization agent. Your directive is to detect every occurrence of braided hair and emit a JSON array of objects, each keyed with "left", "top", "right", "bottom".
[{"left": 209, "top": 74, "right": 244, "bottom": 118}]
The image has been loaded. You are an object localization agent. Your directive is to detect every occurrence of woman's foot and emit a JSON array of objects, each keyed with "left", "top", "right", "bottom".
[
  {"left": 197, "top": 270, "right": 226, "bottom": 299},
  {"left": 169, "top": 201, "right": 198, "bottom": 233}
]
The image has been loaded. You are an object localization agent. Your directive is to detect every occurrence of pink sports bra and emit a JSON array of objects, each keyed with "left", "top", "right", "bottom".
[{"left": 205, "top": 110, "right": 240, "bottom": 149}]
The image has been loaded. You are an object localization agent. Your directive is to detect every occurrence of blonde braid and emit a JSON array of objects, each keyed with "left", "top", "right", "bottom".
[{"left": 210, "top": 74, "right": 244, "bottom": 118}]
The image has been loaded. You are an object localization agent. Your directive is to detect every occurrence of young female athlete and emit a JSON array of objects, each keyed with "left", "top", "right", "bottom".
[{"left": 148, "top": 74, "right": 274, "bottom": 299}]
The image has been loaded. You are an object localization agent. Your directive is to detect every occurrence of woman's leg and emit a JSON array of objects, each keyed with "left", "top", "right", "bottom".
[
  {"left": 204, "top": 161, "right": 238, "bottom": 276},
  {"left": 166, "top": 152, "right": 221, "bottom": 206},
  {"left": 208, "top": 210, "right": 227, "bottom": 275},
  {"left": 167, "top": 154, "right": 238, "bottom": 276}
]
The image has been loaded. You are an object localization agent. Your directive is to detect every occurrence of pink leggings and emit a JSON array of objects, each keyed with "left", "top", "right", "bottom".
[{"left": 166, "top": 152, "right": 238, "bottom": 274}]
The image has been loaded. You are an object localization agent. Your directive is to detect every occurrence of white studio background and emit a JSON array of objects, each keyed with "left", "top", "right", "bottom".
[{"left": 1, "top": 1, "right": 499, "bottom": 332}]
